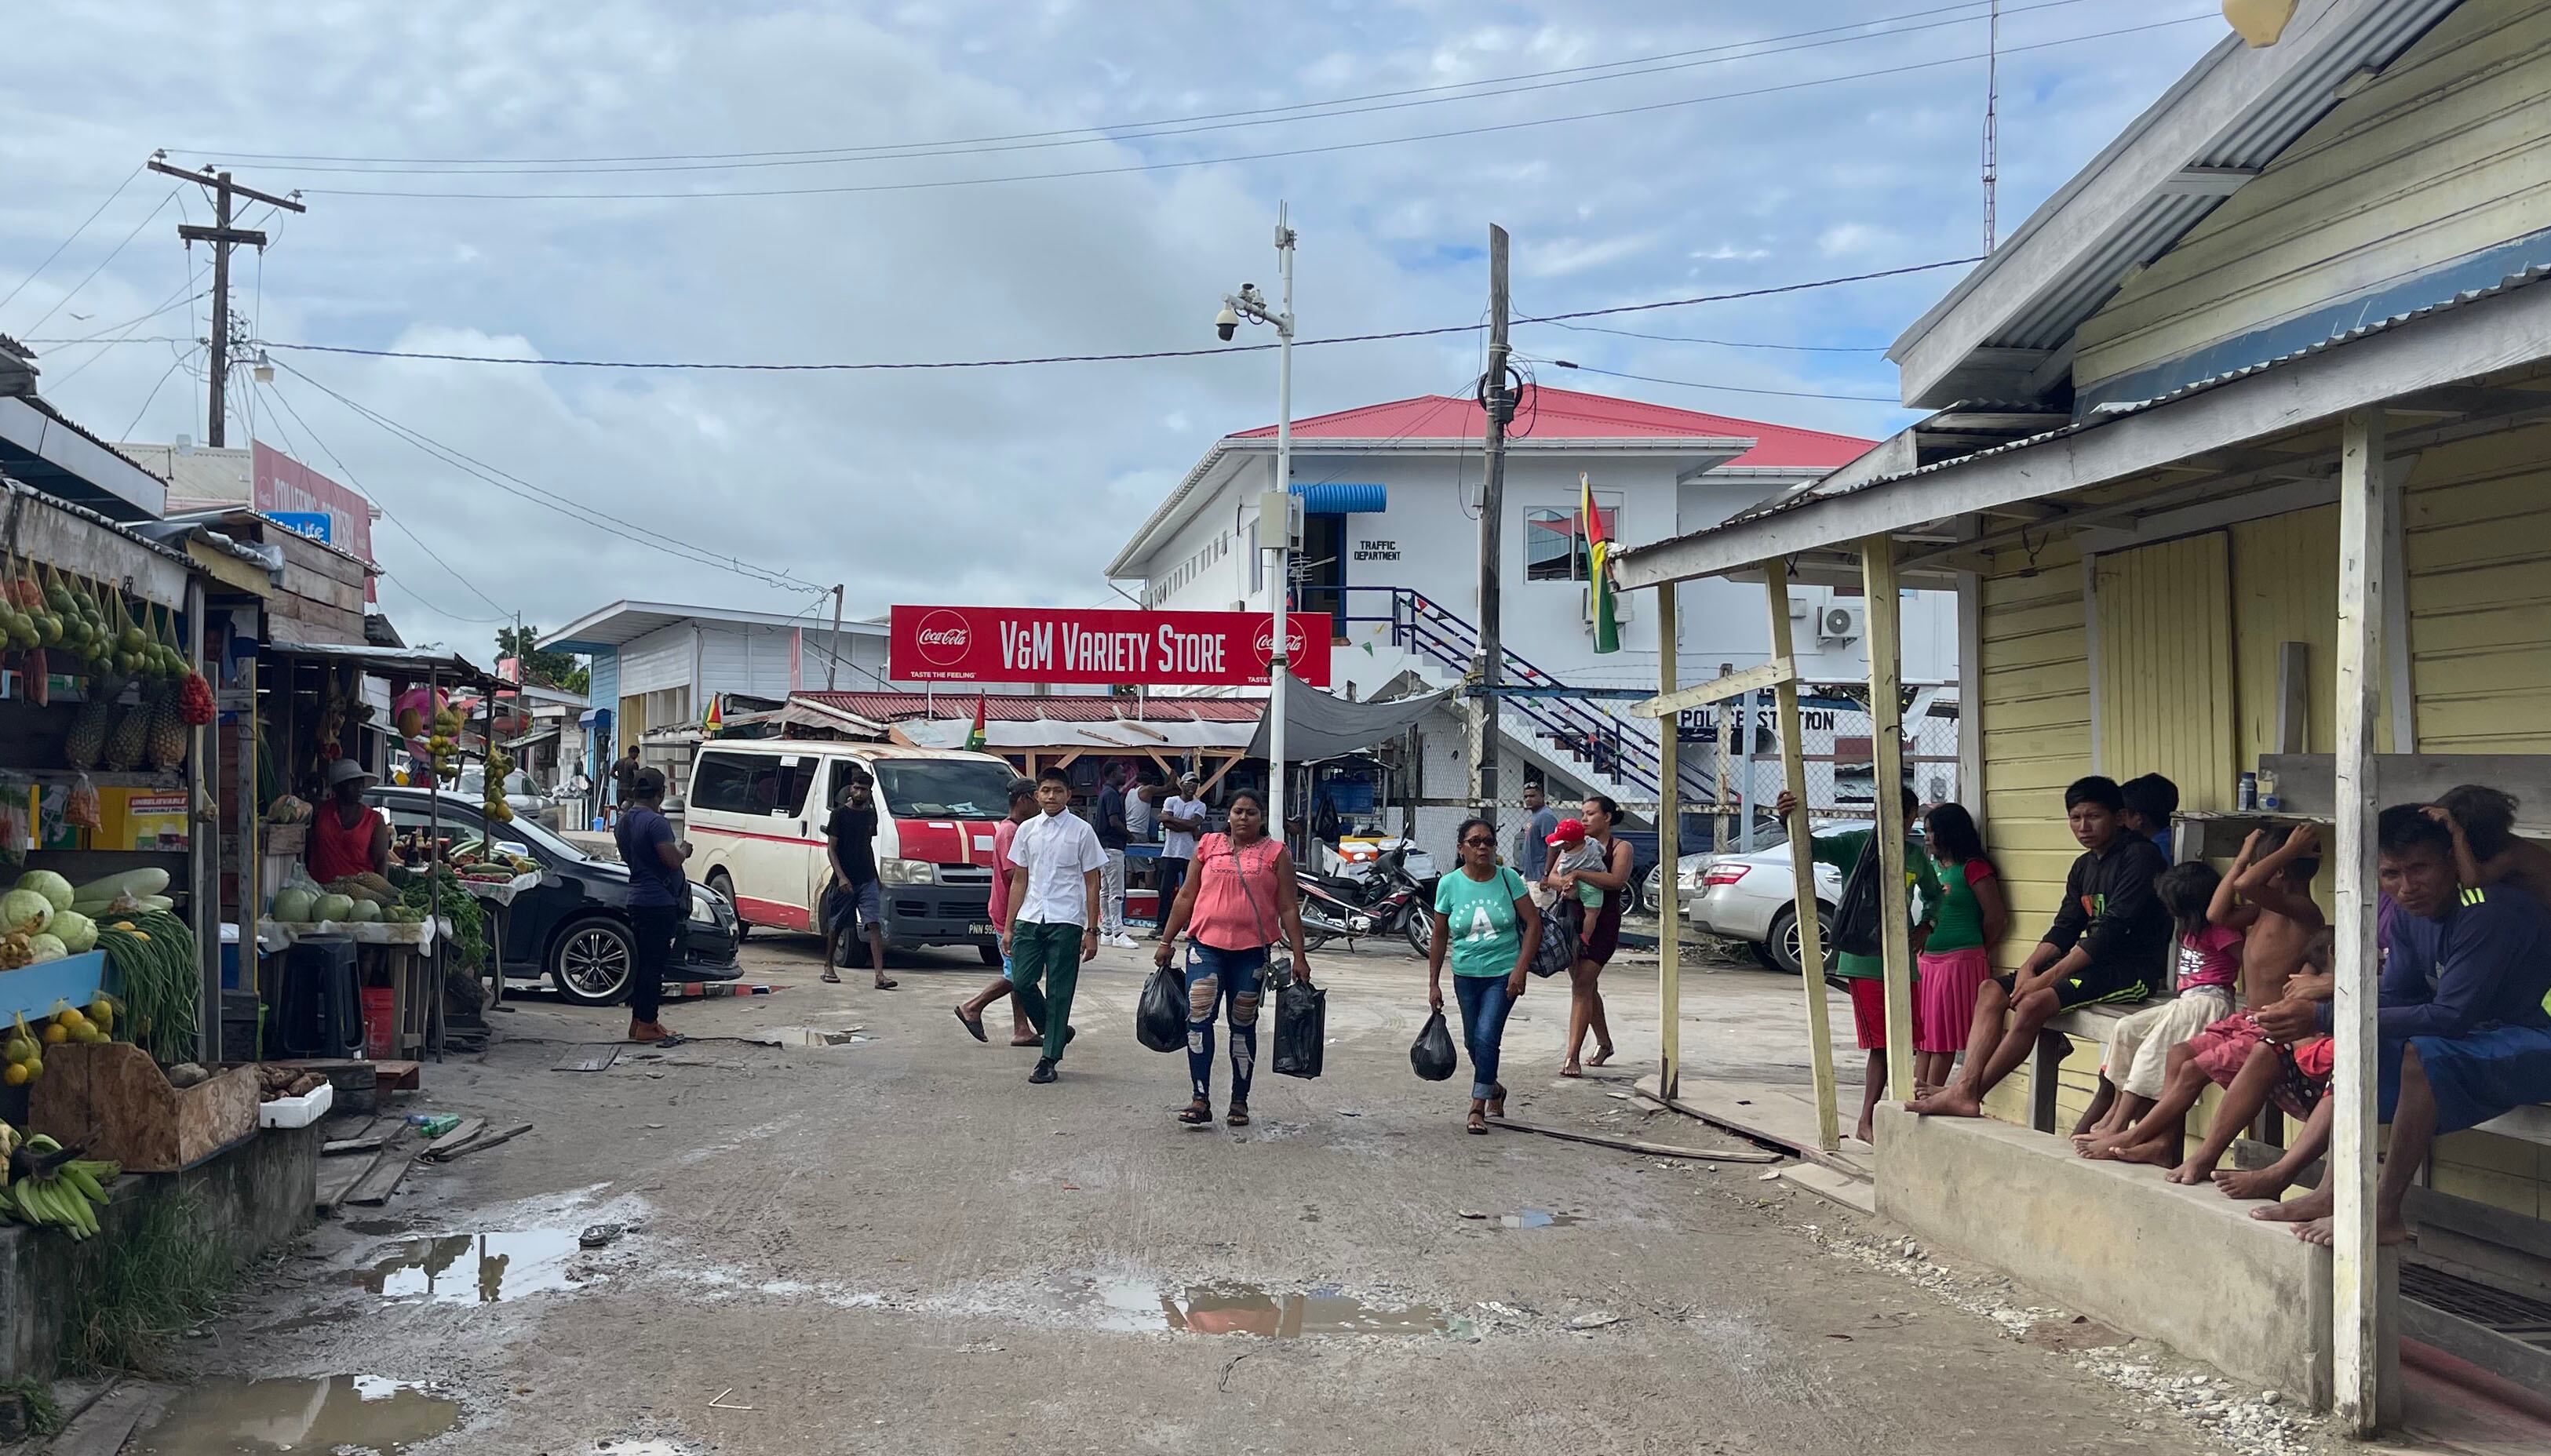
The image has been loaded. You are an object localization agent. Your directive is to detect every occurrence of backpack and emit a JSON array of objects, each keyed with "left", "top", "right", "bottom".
[{"left": 1828, "top": 832, "right": 1887, "bottom": 959}]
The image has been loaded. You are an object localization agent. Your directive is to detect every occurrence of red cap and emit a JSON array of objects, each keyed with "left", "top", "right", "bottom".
[{"left": 1546, "top": 817, "right": 1587, "bottom": 846}]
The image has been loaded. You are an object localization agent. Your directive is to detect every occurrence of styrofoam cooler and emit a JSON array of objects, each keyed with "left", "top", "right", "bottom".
[{"left": 1125, "top": 888, "right": 1159, "bottom": 926}]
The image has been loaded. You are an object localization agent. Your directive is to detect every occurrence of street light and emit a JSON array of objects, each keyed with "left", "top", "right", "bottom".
[{"left": 1216, "top": 204, "right": 1297, "bottom": 850}]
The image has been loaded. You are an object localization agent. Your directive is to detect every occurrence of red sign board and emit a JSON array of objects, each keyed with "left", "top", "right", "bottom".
[
  {"left": 251, "top": 442, "right": 377, "bottom": 601},
  {"left": 889, "top": 606, "right": 1331, "bottom": 688}
]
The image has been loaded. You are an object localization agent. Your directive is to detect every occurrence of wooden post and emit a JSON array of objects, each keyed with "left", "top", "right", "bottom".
[
  {"left": 1656, "top": 588, "right": 1682, "bottom": 1101},
  {"left": 1766, "top": 559, "right": 1839, "bottom": 1151},
  {"left": 1861, "top": 536, "right": 1915, "bottom": 1097},
  {"left": 2332, "top": 406, "right": 2385, "bottom": 1433}
]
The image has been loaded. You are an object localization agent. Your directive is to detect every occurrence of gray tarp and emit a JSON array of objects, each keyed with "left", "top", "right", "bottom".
[{"left": 1245, "top": 689, "right": 1449, "bottom": 763}]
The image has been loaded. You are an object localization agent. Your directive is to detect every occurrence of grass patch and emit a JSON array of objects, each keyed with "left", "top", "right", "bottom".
[
  {"left": 3, "top": 1378, "right": 62, "bottom": 1437},
  {"left": 54, "top": 1192, "right": 238, "bottom": 1375}
]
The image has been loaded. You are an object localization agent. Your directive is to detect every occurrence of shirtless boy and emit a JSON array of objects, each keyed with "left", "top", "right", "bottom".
[{"left": 2077, "top": 824, "right": 2324, "bottom": 1174}]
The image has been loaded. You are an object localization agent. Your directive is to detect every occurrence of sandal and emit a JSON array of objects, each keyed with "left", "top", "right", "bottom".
[
  {"left": 1467, "top": 1108, "right": 1489, "bottom": 1135},
  {"left": 1226, "top": 1104, "right": 1251, "bottom": 1128},
  {"left": 873, "top": 977, "right": 898, "bottom": 990},
  {"left": 1178, "top": 1101, "right": 1214, "bottom": 1126},
  {"left": 953, "top": 1006, "right": 987, "bottom": 1043},
  {"left": 1486, "top": 1084, "right": 1507, "bottom": 1119},
  {"left": 821, "top": 970, "right": 842, "bottom": 985},
  {"left": 1587, "top": 1045, "right": 1615, "bottom": 1068},
  {"left": 1559, "top": 1063, "right": 1583, "bottom": 1079}
]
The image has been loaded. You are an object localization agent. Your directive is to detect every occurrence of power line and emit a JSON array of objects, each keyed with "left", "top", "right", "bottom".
[
  {"left": 271, "top": 359, "right": 831, "bottom": 593},
  {"left": 1523, "top": 355, "right": 1903, "bottom": 404},
  {"left": 282, "top": 13, "right": 2218, "bottom": 201},
  {"left": 0, "top": 162, "right": 144, "bottom": 316},
  {"left": 173, "top": 1, "right": 2100, "bottom": 178},
  {"left": 1521, "top": 318, "right": 1888, "bottom": 353},
  {"left": 22, "top": 187, "right": 182, "bottom": 333},
  {"left": 116, "top": 345, "right": 195, "bottom": 439},
  {"left": 248, "top": 257, "right": 1981, "bottom": 375}
]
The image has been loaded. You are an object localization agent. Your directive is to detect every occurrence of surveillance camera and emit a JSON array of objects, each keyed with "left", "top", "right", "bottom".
[{"left": 1215, "top": 305, "right": 1240, "bottom": 342}]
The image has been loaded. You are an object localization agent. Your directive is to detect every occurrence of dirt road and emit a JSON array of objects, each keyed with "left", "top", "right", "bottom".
[{"left": 154, "top": 937, "right": 2226, "bottom": 1455}]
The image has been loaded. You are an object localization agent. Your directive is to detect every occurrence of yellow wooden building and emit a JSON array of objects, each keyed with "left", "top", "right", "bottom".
[{"left": 1619, "top": 0, "right": 2551, "bottom": 1429}]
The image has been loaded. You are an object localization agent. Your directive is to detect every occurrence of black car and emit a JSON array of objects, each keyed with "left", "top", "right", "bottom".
[{"left": 367, "top": 787, "right": 742, "bottom": 1005}]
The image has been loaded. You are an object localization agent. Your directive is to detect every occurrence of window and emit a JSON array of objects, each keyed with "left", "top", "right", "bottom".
[
  {"left": 1525, "top": 497, "right": 1620, "bottom": 581},
  {"left": 875, "top": 759, "right": 1016, "bottom": 820},
  {"left": 689, "top": 752, "right": 758, "bottom": 814}
]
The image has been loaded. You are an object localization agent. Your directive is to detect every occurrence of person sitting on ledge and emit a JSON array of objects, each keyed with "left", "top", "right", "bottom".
[
  {"left": 1909, "top": 775, "right": 2169, "bottom": 1120},
  {"left": 2248, "top": 804, "right": 2551, "bottom": 1245}
]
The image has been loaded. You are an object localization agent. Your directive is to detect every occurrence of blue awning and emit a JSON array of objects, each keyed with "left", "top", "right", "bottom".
[
  {"left": 579, "top": 708, "right": 610, "bottom": 727},
  {"left": 1291, "top": 482, "right": 1386, "bottom": 514}
]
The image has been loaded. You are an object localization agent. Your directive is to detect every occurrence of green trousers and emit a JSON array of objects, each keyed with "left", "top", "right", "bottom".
[{"left": 1010, "top": 921, "right": 1085, "bottom": 1061}]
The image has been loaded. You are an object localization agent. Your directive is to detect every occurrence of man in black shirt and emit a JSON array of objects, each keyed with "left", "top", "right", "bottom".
[
  {"left": 1911, "top": 774, "right": 2169, "bottom": 1119},
  {"left": 1094, "top": 765, "right": 1132, "bottom": 947},
  {"left": 609, "top": 746, "right": 643, "bottom": 822},
  {"left": 825, "top": 769, "right": 895, "bottom": 989}
]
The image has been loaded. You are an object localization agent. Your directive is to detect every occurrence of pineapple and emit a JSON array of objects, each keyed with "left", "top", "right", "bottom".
[
  {"left": 65, "top": 689, "right": 112, "bottom": 770},
  {"left": 104, "top": 692, "right": 151, "bottom": 771},
  {"left": 147, "top": 684, "right": 186, "bottom": 770}
]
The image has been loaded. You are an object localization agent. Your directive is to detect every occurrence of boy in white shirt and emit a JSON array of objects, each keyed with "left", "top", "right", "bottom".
[{"left": 1005, "top": 766, "right": 1110, "bottom": 1083}]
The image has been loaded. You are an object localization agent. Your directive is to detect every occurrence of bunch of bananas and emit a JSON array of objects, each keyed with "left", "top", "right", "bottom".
[{"left": 0, "top": 1132, "right": 118, "bottom": 1239}]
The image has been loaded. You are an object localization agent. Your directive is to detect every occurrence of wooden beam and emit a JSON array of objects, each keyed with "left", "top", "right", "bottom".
[
  {"left": 1766, "top": 559, "right": 1839, "bottom": 1152},
  {"left": 1194, "top": 753, "right": 1245, "bottom": 795},
  {"left": 1861, "top": 537, "right": 1915, "bottom": 1100},
  {"left": 1656, "top": 587, "right": 1682, "bottom": 1102},
  {"left": 2331, "top": 405, "right": 2385, "bottom": 1434},
  {"left": 1630, "top": 657, "right": 1795, "bottom": 720}
]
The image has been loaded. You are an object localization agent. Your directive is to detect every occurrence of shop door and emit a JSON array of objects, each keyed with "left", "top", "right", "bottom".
[
  {"left": 2094, "top": 532, "right": 2236, "bottom": 812},
  {"left": 1297, "top": 514, "right": 1347, "bottom": 642}
]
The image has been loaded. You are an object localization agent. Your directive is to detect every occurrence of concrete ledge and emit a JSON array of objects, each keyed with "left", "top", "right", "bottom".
[
  {"left": 0, "top": 1123, "right": 317, "bottom": 1382},
  {"left": 1874, "top": 1105, "right": 2396, "bottom": 1410}
]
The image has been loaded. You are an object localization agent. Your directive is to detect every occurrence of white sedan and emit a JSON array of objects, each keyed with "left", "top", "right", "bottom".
[{"left": 1679, "top": 821, "right": 1879, "bottom": 976}]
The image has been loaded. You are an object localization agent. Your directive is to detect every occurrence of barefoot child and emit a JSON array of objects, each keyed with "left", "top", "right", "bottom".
[
  {"left": 1914, "top": 803, "right": 2004, "bottom": 1097},
  {"left": 2072, "top": 861, "right": 2247, "bottom": 1146},
  {"left": 2429, "top": 785, "right": 2551, "bottom": 905}
]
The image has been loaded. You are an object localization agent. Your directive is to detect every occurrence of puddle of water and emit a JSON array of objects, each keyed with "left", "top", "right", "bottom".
[
  {"left": 357, "top": 1230, "right": 584, "bottom": 1303},
  {"left": 1040, "top": 1276, "right": 1452, "bottom": 1338},
  {"left": 1499, "top": 1209, "right": 1581, "bottom": 1229},
  {"left": 341, "top": 1219, "right": 408, "bottom": 1237},
  {"left": 131, "top": 1376, "right": 457, "bottom": 1454}
]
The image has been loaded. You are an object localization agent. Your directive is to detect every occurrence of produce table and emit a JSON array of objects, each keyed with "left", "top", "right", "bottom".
[
  {"left": 255, "top": 919, "right": 436, "bottom": 952},
  {"left": 254, "top": 920, "right": 436, "bottom": 1057},
  {"left": 454, "top": 872, "right": 538, "bottom": 1007}
]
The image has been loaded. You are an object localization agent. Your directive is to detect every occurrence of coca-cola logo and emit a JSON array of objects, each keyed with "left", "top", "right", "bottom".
[
  {"left": 913, "top": 610, "right": 972, "bottom": 667},
  {"left": 1252, "top": 617, "right": 1310, "bottom": 665}
]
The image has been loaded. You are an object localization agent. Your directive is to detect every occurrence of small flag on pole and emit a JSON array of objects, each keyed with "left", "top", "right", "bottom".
[
  {"left": 1582, "top": 472, "right": 1620, "bottom": 654},
  {"left": 703, "top": 694, "right": 723, "bottom": 733},
  {"left": 967, "top": 697, "right": 988, "bottom": 751}
]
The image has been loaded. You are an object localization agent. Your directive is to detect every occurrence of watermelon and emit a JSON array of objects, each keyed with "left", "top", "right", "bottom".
[
  {"left": 312, "top": 894, "right": 356, "bottom": 923},
  {"left": 271, "top": 887, "right": 318, "bottom": 923}
]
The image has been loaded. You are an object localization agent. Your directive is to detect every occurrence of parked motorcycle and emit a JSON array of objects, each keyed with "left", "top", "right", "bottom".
[{"left": 1299, "top": 849, "right": 1438, "bottom": 956}]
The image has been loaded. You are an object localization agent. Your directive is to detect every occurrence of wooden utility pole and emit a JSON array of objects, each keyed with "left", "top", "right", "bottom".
[
  {"left": 1468, "top": 225, "right": 1512, "bottom": 811},
  {"left": 148, "top": 159, "right": 305, "bottom": 447}
]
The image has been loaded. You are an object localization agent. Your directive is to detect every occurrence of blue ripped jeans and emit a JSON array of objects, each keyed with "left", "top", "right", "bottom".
[
  {"left": 1454, "top": 974, "right": 1516, "bottom": 1101},
  {"left": 1184, "top": 943, "right": 1266, "bottom": 1105}
]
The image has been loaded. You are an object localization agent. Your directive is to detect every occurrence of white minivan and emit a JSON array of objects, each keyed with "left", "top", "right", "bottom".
[{"left": 684, "top": 741, "right": 1018, "bottom": 965}]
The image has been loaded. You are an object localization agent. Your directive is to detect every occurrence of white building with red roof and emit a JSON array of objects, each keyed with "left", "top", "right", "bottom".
[{"left": 1109, "top": 385, "right": 1955, "bottom": 824}]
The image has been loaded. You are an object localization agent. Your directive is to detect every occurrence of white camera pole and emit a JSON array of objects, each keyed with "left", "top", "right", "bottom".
[{"left": 1225, "top": 204, "right": 1297, "bottom": 847}]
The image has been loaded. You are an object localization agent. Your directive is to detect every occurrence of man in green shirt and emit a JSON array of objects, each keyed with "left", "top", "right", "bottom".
[{"left": 1778, "top": 784, "right": 1941, "bottom": 1142}]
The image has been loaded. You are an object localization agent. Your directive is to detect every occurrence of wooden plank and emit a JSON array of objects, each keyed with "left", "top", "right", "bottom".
[
  {"left": 2259, "top": 752, "right": 2551, "bottom": 823},
  {"left": 2332, "top": 405, "right": 2386, "bottom": 1433},
  {"left": 315, "top": 1156, "right": 370, "bottom": 1210},
  {"left": 1655, "top": 587, "right": 1682, "bottom": 1101},
  {"left": 423, "top": 1116, "right": 486, "bottom": 1155},
  {"left": 1864, "top": 535, "right": 1915, "bottom": 1097},
  {"left": 1489, "top": 1117, "right": 1780, "bottom": 1163},
  {"left": 1628, "top": 656, "right": 1794, "bottom": 720},
  {"left": 425, "top": 1120, "right": 532, "bottom": 1163},
  {"left": 1766, "top": 559, "right": 1839, "bottom": 1152},
  {"left": 342, "top": 1148, "right": 416, "bottom": 1207}
]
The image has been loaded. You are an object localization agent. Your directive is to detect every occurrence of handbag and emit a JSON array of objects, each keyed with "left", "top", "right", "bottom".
[
  {"left": 1828, "top": 832, "right": 1887, "bottom": 959},
  {"left": 1272, "top": 976, "right": 1326, "bottom": 1079},
  {"left": 1532, "top": 896, "right": 1580, "bottom": 977}
]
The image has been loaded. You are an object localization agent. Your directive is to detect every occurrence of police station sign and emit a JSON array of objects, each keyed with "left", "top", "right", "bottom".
[{"left": 888, "top": 606, "right": 1332, "bottom": 688}]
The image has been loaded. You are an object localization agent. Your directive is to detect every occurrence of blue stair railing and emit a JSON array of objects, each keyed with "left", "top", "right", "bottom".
[{"left": 1335, "top": 586, "right": 1715, "bottom": 803}]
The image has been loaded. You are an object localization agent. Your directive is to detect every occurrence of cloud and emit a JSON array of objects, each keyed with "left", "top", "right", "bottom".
[{"left": 0, "top": 0, "right": 2223, "bottom": 652}]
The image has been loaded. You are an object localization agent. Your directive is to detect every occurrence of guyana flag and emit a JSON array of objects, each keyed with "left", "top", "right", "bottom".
[
  {"left": 1583, "top": 473, "right": 1620, "bottom": 654},
  {"left": 703, "top": 694, "right": 723, "bottom": 733},
  {"left": 966, "top": 697, "right": 988, "bottom": 751}
]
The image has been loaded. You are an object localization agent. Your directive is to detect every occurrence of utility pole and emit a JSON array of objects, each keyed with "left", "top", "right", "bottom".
[
  {"left": 148, "top": 158, "right": 304, "bottom": 447},
  {"left": 826, "top": 584, "right": 845, "bottom": 690},
  {"left": 1468, "top": 224, "right": 1513, "bottom": 813}
]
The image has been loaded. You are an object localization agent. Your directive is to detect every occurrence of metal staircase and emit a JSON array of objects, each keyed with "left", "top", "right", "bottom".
[{"left": 1337, "top": 586, "right": 1715, "bottom": 806}]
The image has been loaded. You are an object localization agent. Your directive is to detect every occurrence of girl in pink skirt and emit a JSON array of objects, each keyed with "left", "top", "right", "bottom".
[{"left": 1914, "top": 803, "right": 2006, "bottom": 1096}]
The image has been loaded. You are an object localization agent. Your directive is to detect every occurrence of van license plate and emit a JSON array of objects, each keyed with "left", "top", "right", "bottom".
[{"left": 968, "top": 923, "right": 999, "bottom": 936}]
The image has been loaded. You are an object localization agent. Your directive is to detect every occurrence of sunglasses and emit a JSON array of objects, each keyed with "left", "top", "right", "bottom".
[{"left": 1461, "top": 835, "right": 1496, "bottom": 847}]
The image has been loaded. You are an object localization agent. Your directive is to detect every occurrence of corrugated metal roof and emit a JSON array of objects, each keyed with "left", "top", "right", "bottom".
[
  {"left": 796, "top": 691, "right": 1263, "bottom": 724},
  {"left": 1229, "top": 385, "right": 1871, "bottom": 469}
]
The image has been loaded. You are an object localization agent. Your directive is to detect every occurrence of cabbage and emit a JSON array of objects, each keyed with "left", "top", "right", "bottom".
[
  {"left": 271, "top": 887, "right": 318, "bottom": 923},
  {"left": 49, "top": 909, "right": 96, "bottom": 953},
  {"left": 26, "top": 934, "right": 66, "bottom": 963},
  {"left": 1, "top": 888, "right": 54, "bottom": 934},
  {"left": 14, "top": 870, "right": 74, "bottom": 912},
  {"left": 312, "top": 894, "right": 356, "bottom": 923}
]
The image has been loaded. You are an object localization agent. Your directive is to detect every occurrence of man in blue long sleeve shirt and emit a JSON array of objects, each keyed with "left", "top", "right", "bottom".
[{"left": 2254, "top": 805, "right": 2551, "bottom": 1247}]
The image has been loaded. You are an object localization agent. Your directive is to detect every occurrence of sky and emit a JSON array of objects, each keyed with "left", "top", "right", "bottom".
[{"left": 0, "top": 1, "right": 2228, "bottom": 664}]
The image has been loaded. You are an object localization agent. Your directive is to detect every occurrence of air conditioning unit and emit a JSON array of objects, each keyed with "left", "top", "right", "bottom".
[
  {"left": 1817, "top": 602, "right": 1865, "bottom": 642},
  {"left": 1581, "top": 584, "right": 1635, "bottom": 627}
]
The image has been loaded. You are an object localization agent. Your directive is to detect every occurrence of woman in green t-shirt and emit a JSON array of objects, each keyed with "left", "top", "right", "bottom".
[{"left": 1427, "top": 817, "right": 1544, "bottom": 1134}]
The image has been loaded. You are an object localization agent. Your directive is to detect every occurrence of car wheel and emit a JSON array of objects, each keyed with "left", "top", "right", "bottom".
[
  {"left": 550, "top": 916, "right": 637, "bottom": 1006},
  {"left": 979, "top": 943, "right": 1003, "bottom": 967},
  {"left": 707, "top": 870, "right": 746, "bottom": 941},
  {"left": 1763, "top": 905, "right": 1838, "bottom": 978},
  {"left": 1642, "top": 863, "right": 1665, "bottom": 915},
  {"left": 1747, "top": 939, "right": 1785, "bottom": 974}
]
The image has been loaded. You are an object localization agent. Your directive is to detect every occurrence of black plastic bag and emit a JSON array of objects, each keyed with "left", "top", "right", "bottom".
[
  {"left": 1532, "top": 900, "right": 1580, "bottom": 977},
  {"left": 1136, "top": 965, "right": 1186, "bottom": 1053},
  {"left": 1410, "top": 1010, "right": 1458, "bottom": 1081},
  {"left": 1828, "top": 832, "right": 1886, "bottom": 959},
  {"left": 1273, "top": 977, "right": 1326, "bottom": 1079}
]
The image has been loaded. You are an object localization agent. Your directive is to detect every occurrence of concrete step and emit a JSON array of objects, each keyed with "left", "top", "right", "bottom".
[{"left": 1779, "top": 1160, "right": 1875, "bottom": 1215}]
